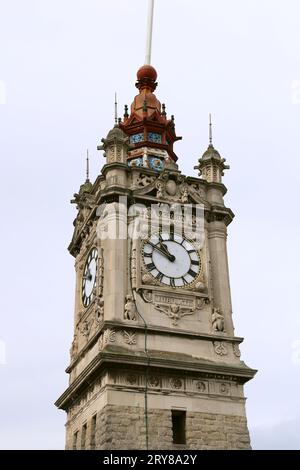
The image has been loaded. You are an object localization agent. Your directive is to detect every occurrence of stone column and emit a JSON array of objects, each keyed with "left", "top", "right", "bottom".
[
  {"left": 208, "top": 220, "right": 234, "bottom": 335},
  {"left": 100, "top": 201, "right": 128, "bottom": 322},
  {"left": 97, "top": 126, "right": 131, "bottom": 323}
]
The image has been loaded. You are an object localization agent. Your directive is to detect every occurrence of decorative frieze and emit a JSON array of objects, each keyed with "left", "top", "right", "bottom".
[
  {"left": 126, "top": 375, "right": 138, "bottom": 386},
  {"left": 233, "top": 343, "right": 241, "bottom": 358},
  {"left": 66, "top": 370, "right": 240, "bottom": 427},
  {"left": 148, "top": 376, "right": 160, "bottom": 388},
  {"left": 103, "top": 328, "right": 116, "bottom": 344},
  {"left": 214, "top": 341, "right": 228, "bottom": 356},
  {"left": 219, "top": 383, "right": 230, "bottom": 395},
  {"left": 98, "top": 328, "right": 138, "bottom": 350},
  {"left": 154, "top": 303, "right": 195, "bottom": 326},
  {"left": 170, "top": 378, "right": 183, "bottom": 389},
  {"left": 123, "top": 331, "right": 137, "bottom": 345},
  {"left": 195, "top": 381, "right": 207, "bottom": 393},
  {"left": 136, "top": 173, "right": 156, "bottom": 188},
  {"left": 107, "top": 372, "right": 236, "bottom": 400}
]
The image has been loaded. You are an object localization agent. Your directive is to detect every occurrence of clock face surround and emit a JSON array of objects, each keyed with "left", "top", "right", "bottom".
[
  {"left": 82, "top": 248, "right": 98, "bottom": 307},
  {"left": 142, "top": 233, "right": 201, "bottom": 288}
]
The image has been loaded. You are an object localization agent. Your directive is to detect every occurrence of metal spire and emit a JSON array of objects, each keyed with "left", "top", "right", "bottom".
[
  {"left": 86, "top": 149, "right": 90, "bottom": 183},
  {"left": 209, "top": 113, "right": 213, "bottom": 146},
  {"left": 145, "top": 0, "right": 155, "bottom": 65},
  {"left": 114, "top": 92, "right": 118, "bottom": 125}
]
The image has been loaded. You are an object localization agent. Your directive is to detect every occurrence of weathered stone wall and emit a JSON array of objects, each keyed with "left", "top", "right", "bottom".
[
  {"left": 96, "top": 407, "right": 173, "bottom": 450},
  {"left": 186, "top": 413, "right": 251, "bottom": 450},
  {"left": 67, "top": 405, "right": 251, "bottom": 450}
]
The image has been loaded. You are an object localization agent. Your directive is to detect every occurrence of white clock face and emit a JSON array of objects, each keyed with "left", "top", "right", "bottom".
[
  {"left": 82, "top": 248, "right": 98, "bottom": 307},
  {"left": 143, "top": 233, "right": 201, "bottom": 287}
]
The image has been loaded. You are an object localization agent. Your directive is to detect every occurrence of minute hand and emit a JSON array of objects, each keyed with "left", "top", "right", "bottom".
[{"left": 147, "top": 241, "right": 175, "bottom": 262}]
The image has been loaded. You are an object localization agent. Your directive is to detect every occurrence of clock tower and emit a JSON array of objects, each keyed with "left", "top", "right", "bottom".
[{"left": 55, "top": 64, "right": 256, "bottom": 450}]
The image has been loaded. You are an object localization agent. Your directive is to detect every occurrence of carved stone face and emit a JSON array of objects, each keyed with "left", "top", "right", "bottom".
[
  {"left": 165, "top": 180, "right": 177, "bottom": 196},
  {"left": 170, "top": 305, "right": 180, "bottom": 314}
]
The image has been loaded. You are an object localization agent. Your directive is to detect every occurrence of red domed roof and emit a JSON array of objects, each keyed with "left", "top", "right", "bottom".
[
  {"left": 137, "top": 65, "right": 158, "bottom": 82},
  {"left": 118, "top": 63, "right": 182, "bottom": 163},
  {"left": 136, "top": 65, "right": 158, "bottom": 93}
]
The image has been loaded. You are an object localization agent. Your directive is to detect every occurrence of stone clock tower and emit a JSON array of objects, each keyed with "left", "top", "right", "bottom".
[{"left": 55, "top": 64, "right": 256, "bottom": 450}]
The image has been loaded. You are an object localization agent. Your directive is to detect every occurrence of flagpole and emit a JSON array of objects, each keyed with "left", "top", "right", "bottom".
[{"left": 145, "top": 0, "right": 155, "bottom": 65}]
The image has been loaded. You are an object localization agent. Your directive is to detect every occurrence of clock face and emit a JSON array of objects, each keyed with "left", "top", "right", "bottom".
[
  {"left": 82, "top": 248, "right": 98, "bottom": 307},
  {"left": 142, "top": 233, "right": 201, "bottom": 287}
]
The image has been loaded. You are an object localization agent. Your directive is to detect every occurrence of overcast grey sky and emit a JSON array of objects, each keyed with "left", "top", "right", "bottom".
[{"left": 0, "top": 0, "right": 300, "bottom": 450}]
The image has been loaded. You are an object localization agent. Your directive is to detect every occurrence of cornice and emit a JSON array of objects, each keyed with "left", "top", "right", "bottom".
[
  {"left": 101, "top": 162, "right": 130, "bottom": 176},
  {"left": 55, "top": 350, "right": 257, "bottom": 410}
]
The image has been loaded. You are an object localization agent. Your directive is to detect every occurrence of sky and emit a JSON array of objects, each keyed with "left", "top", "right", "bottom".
[{"left": 0, "top": 0, "right": 300, "bottom": 450}]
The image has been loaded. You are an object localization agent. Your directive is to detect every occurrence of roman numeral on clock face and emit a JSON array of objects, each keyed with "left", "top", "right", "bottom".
[
  {"left": 188, "top": 269, "right": 197, "bottom": 278},
  {"left": 146, "top": 262, "right": 156, "bottom": 271},
  {"left": 156, "top": 272, "right": 164, "bottom": 282}
]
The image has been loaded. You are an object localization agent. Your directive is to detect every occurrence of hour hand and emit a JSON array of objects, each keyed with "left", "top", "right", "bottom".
[
  {"left": 83, "top": 269, "right": 92, "bottom": 281},
  {"left": 160, "top": 244, "right": 175, "bottom": 262},
  {"left": 158, "top": 237, "right": 175, "bottom": 262},
  {"left": 147, "top": 241, "right": 175, "bottom": 262}
]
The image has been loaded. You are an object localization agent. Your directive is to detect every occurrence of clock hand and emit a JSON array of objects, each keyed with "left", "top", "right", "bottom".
[
  {"left": 83, "top": 268, "right": 92, "bottom": 281},
  {"left": 147, "top": 241, "right": 175, "bottom": 262},
  {"left": 160, "top": 241, "right": 173, "bottom": 256},
  {"left": 157, "top": 236, "right": 176, "bottom": 262}
]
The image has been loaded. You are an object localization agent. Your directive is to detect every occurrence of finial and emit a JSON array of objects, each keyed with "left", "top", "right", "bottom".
[
  {"left": 124, "top": 104, "right": 129, "bottom": 118},
  {"left": 86, "top": 149, "right": 90, "bottom": 183},
  {"left": 209, "top": 113, "right": 213, "bottom": 146},
  {"left": 118, "top": 117, "right": 122, "bottom": 124},
  {"left": 114, "top": 92, "right": 118, "bottom": 125},
  {"left": 171, "top": 115, "right": 175, "bottom": 122},
  {"left": 145, "top": 0, "right": 155, "bottom": 65},
  {"left": 162, "top": 103, "right": 166, "bottom": 116}
]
